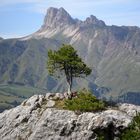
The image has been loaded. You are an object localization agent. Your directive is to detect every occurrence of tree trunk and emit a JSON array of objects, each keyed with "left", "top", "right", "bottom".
[
  {"left": 65, "top": 66, "right": 72, "bottom": 98},
  {"left": 67, "top": 81, "right": 72, "bottom": 95}
]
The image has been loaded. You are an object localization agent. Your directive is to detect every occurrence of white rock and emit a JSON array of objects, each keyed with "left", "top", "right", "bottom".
[
  {"left": 55, "top": 93, "right": 65, "bottom": 100},
  {"left": 46, "top": 100, "right": 55, "bottom": 108},
  {"left": 38, "top": 95, "right": 45, "bottom": 106},
  {"left": 45, "top": 93, "right": 55, "bottom": 100},
  {"left": 118, "top": 103, "right": 140, "bottom": 116},
  {"left": 0, "top": 94, "right": 140, "bottom": 140},
  {"left": 64, "top": 92, "right": 69, "bottom": 99},
  {"left": 24, "top": 95, "right": 39, "bottom": 107}
]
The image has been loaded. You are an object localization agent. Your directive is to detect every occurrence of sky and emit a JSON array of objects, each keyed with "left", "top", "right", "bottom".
[{"left": 0, "top": 0, "right": 140, "bottom": 39}]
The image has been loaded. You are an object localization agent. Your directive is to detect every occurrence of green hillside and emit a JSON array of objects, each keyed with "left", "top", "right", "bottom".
[{"left": 0, "top": 84, "right": 46, "bottom": 112}]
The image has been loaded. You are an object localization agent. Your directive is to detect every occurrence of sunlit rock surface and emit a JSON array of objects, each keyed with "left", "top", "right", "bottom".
[{"left": 0, "top": 94, "right": 140, "bottom": 140}]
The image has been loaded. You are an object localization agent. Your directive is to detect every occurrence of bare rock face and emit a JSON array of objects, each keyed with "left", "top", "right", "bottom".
[
  {"left": 118, "top": 103, "right": 140, "bottom": 116},
  {"left": 84, "top": 15, "right": 105, "bottom": 27},
  {"left": 46, "top": 100, "right": 55, "bottom": 107},
  {"left": 0, "top": 94, "right": 140, "bottom": 140},
  {"left": 38, "top": 7, "right": 105, "bottom": 34},
  {"left": 41, "top": 7, "right": 75, "bottom": 29}
]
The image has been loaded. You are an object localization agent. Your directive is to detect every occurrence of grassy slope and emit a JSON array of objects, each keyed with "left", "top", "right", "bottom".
[{"left": 0, "top": 84, "right": 47, "bottom": 112}]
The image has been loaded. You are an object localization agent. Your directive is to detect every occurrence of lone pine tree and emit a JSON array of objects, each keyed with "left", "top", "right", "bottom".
[{"left": 47, "top": 44, "right": 92, "bottom": 96}]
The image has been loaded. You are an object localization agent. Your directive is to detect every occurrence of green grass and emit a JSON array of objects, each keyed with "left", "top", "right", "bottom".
[
  {"left": 0, "top": 102, "right": 12, "bottom": 112},
  {"left": 0, "top": 94, "right": 22, "bottom": 103},
  {"left": 55, "top": 89, "right": 105, "bottom": 112},
  {"left": 0, "top": 84, "right": 46, "bottom": 98}
]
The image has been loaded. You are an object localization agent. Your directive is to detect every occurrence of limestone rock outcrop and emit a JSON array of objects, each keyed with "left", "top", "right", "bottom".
[{"left": 0, "top": 94, "right": 140, "bottom": 140}]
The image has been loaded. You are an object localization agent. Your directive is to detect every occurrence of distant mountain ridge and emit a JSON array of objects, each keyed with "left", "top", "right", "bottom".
[
  {"left": 25, "top": 7, "right": 106, "bottom": 39},
  {"left": 0, "top": 7, "right": 140, "bottom": 106}
]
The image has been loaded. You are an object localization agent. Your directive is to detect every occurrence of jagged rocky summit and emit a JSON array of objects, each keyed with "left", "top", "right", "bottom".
[
  {"left": 31, "top": 7, "right": 106, "bottom": 38},
  {"left": 0, "top": 94, "right": 140, "bottom": 140}
]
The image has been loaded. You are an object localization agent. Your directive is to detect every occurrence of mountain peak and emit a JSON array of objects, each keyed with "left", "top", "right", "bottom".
[
  {"left": 84, "top": 15, "right": 105, "bottom": 26},
  {"left": 59, "top": 7, "right": 67, "bottom": 13},
  {"left": 41, "top": 7, "right": 75, "bottom": 29},
  {"left": 40, "top": 7, "right": 106, "bottom": 31}
]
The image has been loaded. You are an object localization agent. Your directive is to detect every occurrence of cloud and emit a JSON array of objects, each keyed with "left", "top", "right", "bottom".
[{"left": 0, "top": 32, "right": 28, "bottom": 39}]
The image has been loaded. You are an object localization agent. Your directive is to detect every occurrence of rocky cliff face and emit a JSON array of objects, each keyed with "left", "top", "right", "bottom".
[
  {"left": 41, "top": 7, "right": 76, "bottom": 29},
  {"left": 0, "top": 7, "right": 140, "bottom": 106},
  {"left": 0, "top": 94, "right": 140, "bottom": 140},
  {"left": 32, "top": 7, "right": 106, "bottom": 38}
]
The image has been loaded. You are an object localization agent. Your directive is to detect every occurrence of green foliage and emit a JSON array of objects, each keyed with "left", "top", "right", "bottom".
[
  {"left": 47, "top": 44, "right": 92, "bottom": 93},
  {"left": 64, "top": 90, "right": 105, "bottom": 112},
  {"left": 47, "top": 44, "right": 91, "bottom": 77},
  {"left": 120, "top": 113, "right": 140, "bottom": 140},
  {"left": 97, "top": 134, "right": 105, "bottom": 140}
]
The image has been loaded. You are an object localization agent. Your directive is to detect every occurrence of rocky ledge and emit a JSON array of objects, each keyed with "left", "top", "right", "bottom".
[{"left": 0, "top": 94, "right": 140, "bottom": 140}]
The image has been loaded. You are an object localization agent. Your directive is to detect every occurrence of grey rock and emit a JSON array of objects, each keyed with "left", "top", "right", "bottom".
[
  {"left": 64, "top": 92, "right": 69, "bottom": 99},
  {"left": 0, "top": 95, "right": 140, "bottom": 140},
  {"left": 41, "top": 7, "right": 75, "bottom": 29},
  {"left": 23, "top": 95, "right": 39, "bottom": 106},
  {"left": 38, "top": 95, "right": 45, "bottom": 106},
  {"left": 46, "top": 100, "right": 55, "bottom": 107},
  {"left": 45, "top": 93, "right": 55, "bottom": 100},
  {"left": 118, "top": 103, "right": 140, "bottom": 116},
  {"left": 54, "top": 93, "right": 65, "bottom": 100},
  {"left": 84, "top": 15, "right": 105, "bottom": 27}
]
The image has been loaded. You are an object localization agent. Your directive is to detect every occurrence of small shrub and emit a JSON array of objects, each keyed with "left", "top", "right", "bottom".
[
  {"left": 64, "top": 90, "right": 105, "bottom": 112},
  {"left": 120, "top": 113, "right": 140, "bottom": 140}
]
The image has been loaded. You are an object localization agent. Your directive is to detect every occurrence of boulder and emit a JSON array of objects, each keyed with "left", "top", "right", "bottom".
[
  {"left": 54, "top": 93, "right": 65, "bottom": 100},
  {"left": 46, "top": 100, "right": 55, "bottom": 108},
  {"left": 45, "top": 93, "right": 55, "bottom": 100},
  {"left": 64, "top": 92, "right": 69, "bottom": 99},
  {"left": 118, "top": 103, "right": 140, "bottom": 116}
]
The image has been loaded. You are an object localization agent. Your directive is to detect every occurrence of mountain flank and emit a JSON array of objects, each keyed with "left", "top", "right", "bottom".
[{"left": 0, "top": 7, "right": 140, "bottom": 110}]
